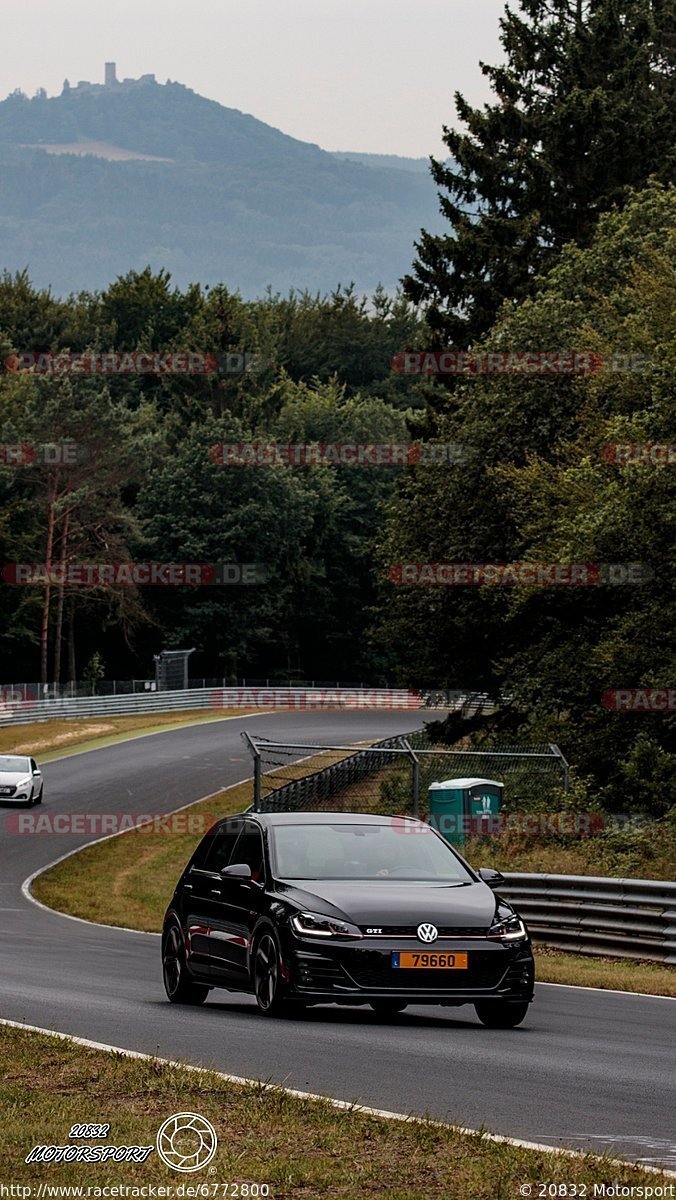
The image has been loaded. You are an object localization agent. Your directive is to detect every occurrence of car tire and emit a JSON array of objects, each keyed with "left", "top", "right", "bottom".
[
  {"left": 370, "top": 1000, "right": 408, "bottom": 1017},
  {"left": 162, "top": 923, "right": 210, "bottom": 1005},
  {"left": 474, "top": 1000, "right": 530, "bottom": 1028},
  {"left": 253, "top": 930, "right": 289, "bottom": 1017},
  {"left": 35, "top": 788, "right": 43, "bottom": 805}
]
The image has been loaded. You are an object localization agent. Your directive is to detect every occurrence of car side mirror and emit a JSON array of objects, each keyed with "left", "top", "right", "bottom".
[
  {"left": 478, "top": 867, "right": 505, "bottom": 889},
  {"left": 220, "top": 863, "right": 253, "bottom": 881},
  {"left": 33, "top": 769, "right": 41, "bottom": 776}
]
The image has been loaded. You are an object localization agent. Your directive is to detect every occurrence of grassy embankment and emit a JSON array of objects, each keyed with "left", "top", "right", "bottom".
[{"left": 2, "top": 1023, "right": 672, "bottom": 1196}]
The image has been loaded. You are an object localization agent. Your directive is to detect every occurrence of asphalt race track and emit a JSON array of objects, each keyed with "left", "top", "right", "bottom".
[{"left": 0, "top": 712, "right": 674, "bottom": 1170}]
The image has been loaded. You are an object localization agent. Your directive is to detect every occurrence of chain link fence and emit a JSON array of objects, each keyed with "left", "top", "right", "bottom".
[{"left": 243, "top": 731, "right": 569, "bottom": 815}]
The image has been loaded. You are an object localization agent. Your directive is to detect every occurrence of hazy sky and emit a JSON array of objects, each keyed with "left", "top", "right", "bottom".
[{"left": 3, "top": 0, "right": 506, "bottom": 157}]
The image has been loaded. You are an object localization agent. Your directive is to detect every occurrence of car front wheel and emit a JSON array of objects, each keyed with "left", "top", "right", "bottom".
[
  {"left": 162, "top": 923, "right": 209, "bottom": 1005},
  {"left": 253, "top": 931, "right": 289, "bottom": 1016},
  {"left": 474, "top": 1000, "right": 530, "bottom": 1028}
]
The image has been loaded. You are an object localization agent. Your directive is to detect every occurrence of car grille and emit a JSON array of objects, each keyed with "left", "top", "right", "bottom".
[
  {"left": 341, "top": 949, "right": 508, "bottom": 991},
  {"left": 359, "top": 925, "right": 489, "bottom": 938}
]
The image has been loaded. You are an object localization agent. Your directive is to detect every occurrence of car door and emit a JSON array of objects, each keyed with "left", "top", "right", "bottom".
[
  {"left": 207, "top": 820, "right": 267, "bottom": 985},
  {"left": 183, "top": 818, "right": 243, "bottom": 977}
]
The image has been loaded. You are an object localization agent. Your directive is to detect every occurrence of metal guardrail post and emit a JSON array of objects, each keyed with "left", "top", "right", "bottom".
[
  {"left": 400, "top": 737, "right": 420, "bottom": 818},
  {"left": 241, "top": 731, "right": 262, "bottom": 811},
  {"left": 550, "top": 743, "right": 570, "bottom": 793}
]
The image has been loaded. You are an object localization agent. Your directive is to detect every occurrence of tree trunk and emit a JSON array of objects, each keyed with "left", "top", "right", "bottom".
[
  {"left": 40, "top": 479, "right": 57, "bottom": 688},
  {"left": 67, "top": 597, "right": 76, "bottom": 685},
  {"left": 53, "top": 509, "right": 70, "bottom": 686}
]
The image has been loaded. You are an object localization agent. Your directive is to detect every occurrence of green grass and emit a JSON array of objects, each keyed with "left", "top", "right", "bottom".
[
  {"left": 32, "top": 781, "right": 252, "bottom": 928},
  {"left": 534, "top": 946, "right": 676, "bottom": 995},
  {"left": 2, "top": 1023, "right": 671, "bottom": 1195}
]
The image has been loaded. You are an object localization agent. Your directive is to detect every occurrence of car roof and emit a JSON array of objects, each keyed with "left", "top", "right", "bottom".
[{"left": 240, "top": 811, "right": 427, "bottom": 828}]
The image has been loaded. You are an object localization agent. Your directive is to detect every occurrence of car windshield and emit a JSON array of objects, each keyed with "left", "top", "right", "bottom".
[
  {"left": 271, "top": 822, "right": 474, "bottom": 882},
  {"left": 0, "top": 756, "right": 30, "bottom": 773}
]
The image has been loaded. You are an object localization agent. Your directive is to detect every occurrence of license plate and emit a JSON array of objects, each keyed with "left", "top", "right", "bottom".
[
  {"left": 392, "top": 951, "right": 468, "bottom": 970},
  {"left": 0, "top": 787, "right": 13, "bottom": 795}
]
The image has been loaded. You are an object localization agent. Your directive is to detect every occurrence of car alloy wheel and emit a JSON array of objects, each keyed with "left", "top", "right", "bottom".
[
  {"left": 254, "top": 931, "right": 288, "bottom": 1016},
  {"left": 162, "top": 923, "right": 209, "bottom": 1005}
]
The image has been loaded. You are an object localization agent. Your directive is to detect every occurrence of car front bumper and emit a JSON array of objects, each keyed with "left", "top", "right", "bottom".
[{"left": 283, "top": 935, "right": 535, "bottom": 1005}]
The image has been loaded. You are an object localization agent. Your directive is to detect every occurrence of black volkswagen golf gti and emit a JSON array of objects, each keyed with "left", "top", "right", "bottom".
[{"left": 162, "top": 812, "right": 534, "bottom": 1026}]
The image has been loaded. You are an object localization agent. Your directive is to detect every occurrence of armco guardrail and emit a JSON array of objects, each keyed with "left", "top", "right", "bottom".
[
  {"left": 0, "top": 686, "right": 425, "bottom": 726},
  {"left": 501, "top": 872, "right": 676, "bottom": 965}
]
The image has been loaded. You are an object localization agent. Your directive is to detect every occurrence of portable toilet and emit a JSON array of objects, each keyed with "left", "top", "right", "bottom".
[{"left": 428, "top": 777, "right": 504, "bottom": 846}]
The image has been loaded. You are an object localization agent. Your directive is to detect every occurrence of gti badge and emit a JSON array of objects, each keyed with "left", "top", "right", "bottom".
[{"left": 417, "top": 923, "right": 438, "bottom": 943}]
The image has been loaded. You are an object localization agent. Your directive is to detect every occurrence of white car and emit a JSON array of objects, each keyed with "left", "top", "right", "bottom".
[{"left": 0, "top": 755, "right": 44, "bottom": 806}]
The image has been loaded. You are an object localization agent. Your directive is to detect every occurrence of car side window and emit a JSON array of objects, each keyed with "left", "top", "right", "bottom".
[
  {"left": 199, "top": 820, "right": 243, "bottom": 873},
  {"left": 30, "top": 759, "right": 38, "bottom": 773},
  {"left": 230, "top": 823, "right": 266, "bottom": 884}
]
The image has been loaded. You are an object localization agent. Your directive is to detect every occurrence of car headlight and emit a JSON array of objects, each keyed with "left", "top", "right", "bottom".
[
  {"left": 15, "top": 777, "right": 31, "bottom": 791},
  {"left": 290, "top": 911, "right": 363, "bottom": 940},
  {"left": 488, "top": 914, "right": 528, "bottom": 941}
]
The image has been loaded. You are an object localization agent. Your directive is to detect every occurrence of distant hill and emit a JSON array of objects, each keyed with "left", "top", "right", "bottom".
[
  {"left": 0, "top": 79, "right": 443, "bottom": 297},
  {"left": 330, "top": 151, "right": 431, "bottom": 173}
]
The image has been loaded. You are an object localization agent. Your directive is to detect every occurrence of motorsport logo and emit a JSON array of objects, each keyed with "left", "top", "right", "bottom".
[
  {"left": 156, "top": 1113, "right": 218, "bottom": 1173},
  {"left": 25, "top": 1113, "right": 217, "bottom": 1173}
]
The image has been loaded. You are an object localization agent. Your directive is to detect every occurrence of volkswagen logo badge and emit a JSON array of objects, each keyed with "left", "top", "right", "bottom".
[{"left": 417, "top": 922, "right": 438, "bottom": 943}]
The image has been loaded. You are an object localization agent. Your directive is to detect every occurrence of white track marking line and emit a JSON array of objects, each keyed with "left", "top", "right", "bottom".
[
  {"left": 20, "top": 778, "right": 251, "bottom": 934},
  {"left": 0, "top": 1016, "right": 674, "bottom": 1179},
  {"left": 537, "top": 981, "right": 676, "bottom": 1000}
]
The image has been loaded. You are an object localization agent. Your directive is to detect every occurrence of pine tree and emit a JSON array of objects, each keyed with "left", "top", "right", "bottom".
[{"left": 404, "top": 0, "right": 676, "bottom": 348}]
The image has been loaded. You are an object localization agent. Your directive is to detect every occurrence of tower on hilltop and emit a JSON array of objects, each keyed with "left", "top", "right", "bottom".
[{"left": 104, "top": 62, "right": 117, "bottom": 87}]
